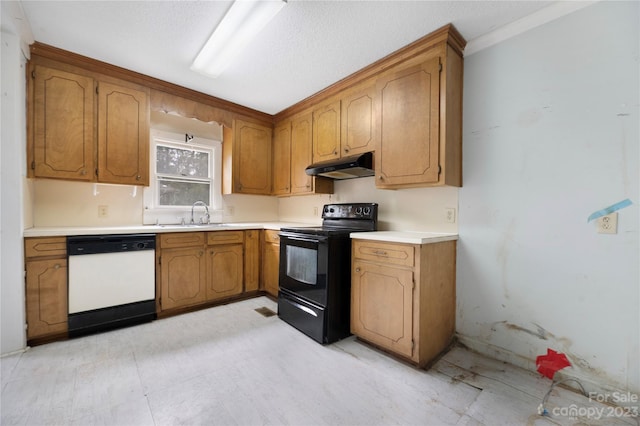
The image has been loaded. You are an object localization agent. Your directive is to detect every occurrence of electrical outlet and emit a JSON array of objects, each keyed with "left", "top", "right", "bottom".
[
  {"left": 226, "top": 206, "right": 235, "bottom": 216},
  {"left": 445, "top": 208, "right": 456, "bottom": 223},
  {"left": 597, "top": 212, "right": 617, "bottom": 234},
  {"left": 98, "top": 205, "right": 108, "bottom": 217}
]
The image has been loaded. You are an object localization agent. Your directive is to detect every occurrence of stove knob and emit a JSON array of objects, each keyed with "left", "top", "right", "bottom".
[
  {"left": 363, "top": 207, "right": 370, "bottom": 215},
  {"left": 355, "top": 207, "right": 363, "bottom": 215}
]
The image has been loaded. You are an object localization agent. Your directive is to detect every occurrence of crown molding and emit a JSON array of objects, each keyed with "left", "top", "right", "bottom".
[{"left": 464, "top": 1, "right": 597, "bottom": 57}]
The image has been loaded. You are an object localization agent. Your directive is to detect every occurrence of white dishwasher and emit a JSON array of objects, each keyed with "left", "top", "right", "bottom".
[{"left": 67, "top": 234, "right": 156, "bottom": 337}]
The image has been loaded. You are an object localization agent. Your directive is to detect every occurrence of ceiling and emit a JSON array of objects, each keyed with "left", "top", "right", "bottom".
[{"left": 13, "top": 0, "right": 555, "bottom": 115}]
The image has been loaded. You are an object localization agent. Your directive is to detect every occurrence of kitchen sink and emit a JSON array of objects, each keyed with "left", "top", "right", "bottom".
[{"left": 153, "top": 223, "right": 231, "bottom": 229}]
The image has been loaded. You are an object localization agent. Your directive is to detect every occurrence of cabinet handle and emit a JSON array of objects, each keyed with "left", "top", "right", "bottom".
[
  {"left": 373, "top": 250, "right": 388, "bottom": 256},
  {"left": 199, "top": 251, "right": 204, "bottom": 257}
]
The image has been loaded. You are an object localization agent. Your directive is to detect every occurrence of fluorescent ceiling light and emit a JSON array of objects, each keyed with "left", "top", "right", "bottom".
[{"left": 191, "top": 0, "right": 287, "bottom": 78}]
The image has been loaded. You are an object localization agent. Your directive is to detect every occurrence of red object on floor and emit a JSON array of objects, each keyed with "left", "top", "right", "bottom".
[{"left": 536, "top": 349, "right": 571, "bottom": 379}]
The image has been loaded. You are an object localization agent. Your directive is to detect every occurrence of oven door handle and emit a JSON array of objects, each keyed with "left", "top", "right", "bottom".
[{"left": 280, "top": 234, "right": 328, "bottom": 244}]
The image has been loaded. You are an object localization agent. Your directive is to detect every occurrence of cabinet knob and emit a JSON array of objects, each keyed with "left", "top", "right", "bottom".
[
  {"left": 355, "top": 267, "right": 361, "bottom": 272},
  {"left": 136, "top": 175, "right": 141, "bottom": 180},
  {"left": 54, "top": 263, "right": 61, "bottom": 270},
  {"left": 80, "top": 169, "right": 87, "bottom": 176},
  {"left": 378, "top": 175, "right": 384, "bottom": 180},
  {"left": 344, "top": 148, "right": 349, "bottom": 153}
]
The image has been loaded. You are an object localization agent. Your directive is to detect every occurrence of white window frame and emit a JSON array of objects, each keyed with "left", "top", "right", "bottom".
[{"left": 143, "top": 129, "right": 222, "bottom": 225}]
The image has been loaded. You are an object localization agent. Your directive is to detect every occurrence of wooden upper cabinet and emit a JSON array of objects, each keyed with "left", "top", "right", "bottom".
[
  {"left": 272, "top": 121, "right": 292, "bottom": 195},
  {"left": 376, "top": 57, "right": 441, "bottom": 188},
  {"left": 97, "top": 81, "right": 149, "bottom": 185},
  {"left": 227, "top": 119, "right": 272, "bottom": 195},
  {"left": 312, "top": 100, "right": 341, "bottom": 163},
  {"left": 291, "top": 113, "right": 314, "bottom": 194},
  {"left": 272, "top": 115, "right": 333, "bottom": 196},
  {"left": 29, "top": 61, "right": 150, "bottom": 186},
  {"left": 32, "top": 65, "right": 95, "bottom": 181},
  {"left": 341, "top": 84, "right": 376, "bottom": 157},
  {"left": 275, "top": 25, "right": 464, "bottom": 189}
]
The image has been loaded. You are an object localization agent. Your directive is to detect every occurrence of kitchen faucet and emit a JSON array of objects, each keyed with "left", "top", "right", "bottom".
[{"left": 190, "top": 201, "right": 210, "bottom": 225}]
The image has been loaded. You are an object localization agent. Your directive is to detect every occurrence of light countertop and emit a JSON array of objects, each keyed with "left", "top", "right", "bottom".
[
  {"left": 350, "top": 231, "right": 458, "bottom": 244},
  {"left": 23, "top": 222, "right": 315, "bottom": 238}
]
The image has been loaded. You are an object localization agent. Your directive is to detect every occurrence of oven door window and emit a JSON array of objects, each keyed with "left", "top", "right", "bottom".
[
  {"left": 279, "top": 233, "right": 328, "bottom": 307},
  {"left": 286, "top": 246, "right": 317, "bottom": 285}
]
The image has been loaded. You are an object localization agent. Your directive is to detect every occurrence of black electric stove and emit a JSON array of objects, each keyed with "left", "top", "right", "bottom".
[{"left": 278, "top": 203, "right": 378, "bottom": 344}]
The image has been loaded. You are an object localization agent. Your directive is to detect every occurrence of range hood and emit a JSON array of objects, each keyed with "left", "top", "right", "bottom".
[{"left": 305, "top": 152, "right": 374, "bottom": 180}]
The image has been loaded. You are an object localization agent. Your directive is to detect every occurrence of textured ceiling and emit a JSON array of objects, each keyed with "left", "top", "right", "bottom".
[{"left": 16, "top": 0, "right": 554, "bottom": 115}]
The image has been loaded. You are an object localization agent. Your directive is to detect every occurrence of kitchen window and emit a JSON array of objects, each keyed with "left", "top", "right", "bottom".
[{"left": 144, "top": 129, "right": 222, "bottom": 224}]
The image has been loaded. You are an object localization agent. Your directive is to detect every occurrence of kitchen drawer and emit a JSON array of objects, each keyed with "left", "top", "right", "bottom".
[
  {"left": 352, "top": 240, "right": 415, "bottom": 267},
  {"left": 160, "top": 232, "right": 205, "bottom": 249},
  {"left": 207, "top": 231, "right": 244, "bottom": 245},
  {"left": 263, "top": 230, "right": 281, "bottom": 244},
  {"left": 25, "top": 237, "right": 67, "bottom": 259}
]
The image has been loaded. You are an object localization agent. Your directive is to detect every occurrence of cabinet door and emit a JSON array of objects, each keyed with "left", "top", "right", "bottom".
[
  {"left": 244, "top": 230, "right": 260, "bottom": 292},
  {"left": 97, "top": 81, "right": 149, "bottom": 185},
  {"left": 376, "top": 57, "right": 441, "bottom": 188},
  {"left": 341, "top": 85, "right": 376, "bottom": 157},
  {"left": 312, "top": 100, "right": 341, "bottom": 163},
  {"left": 290, "top": 113, "right": 314, "bottom": 194},
  {"left": 351, "top": 260, "right": 414, "bottom": 358},
  {"left": 233, "top": 120, "right": 272, "bottom": 194},
  {"left": 206, "top": 244, "right": 243, "bottom": 301},
  {"left": 262, "top": 241, "right": 280, "bottom": 297},
  {"left": 26, "top": 259, "right": 68, "bottom": 339},
  {"left": 160, "top": 247, "right": 206, "bottom": 310},
  {"left": 272, "top": 122, "right": 291, "bottom": 195},
  {"left": 32, "top": 65, "right": 95, "bottom": 181}
]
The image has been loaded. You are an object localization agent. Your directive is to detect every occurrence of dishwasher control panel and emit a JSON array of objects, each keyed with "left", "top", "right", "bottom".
[{"left": 67, "top": 234, "right": 156, "bottom": 256}]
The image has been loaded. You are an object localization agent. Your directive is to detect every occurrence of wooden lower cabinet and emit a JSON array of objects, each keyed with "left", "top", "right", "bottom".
[
  {"left": 25, "top": 258, "right": 68, "bottom": 339},
  {"left": 244, "top": 230, "right": 260, "bottom": 292},
  {"left": 158, "top": 230, "right": 260, "bottom": 312},
  {"left": 351, "top": 239, "right": 456, "bottom": 367},
  {"left": 159, "top": 246, "right": 207, "bottom": 310},
  {"left": 24, "top": 237, "right": 69, "bottom": 341},
  {"left": 261, "top": 230, "right": 280, "bottom": 297},
  {"left": 206, "top": 243, "right": 243, "bottom": 301}
]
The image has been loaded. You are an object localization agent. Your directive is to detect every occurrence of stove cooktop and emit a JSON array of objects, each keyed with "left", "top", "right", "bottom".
[{"left": 279, "top": 226, "right": 366, "bottom": 237}]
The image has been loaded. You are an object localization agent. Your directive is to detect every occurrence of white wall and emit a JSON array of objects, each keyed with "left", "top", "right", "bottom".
[
  {"left": 1, "top": 30, "right": 28, "bottom": 354},
  {"left": 458, "top": 1, "right": 639, "bottom": 395}
]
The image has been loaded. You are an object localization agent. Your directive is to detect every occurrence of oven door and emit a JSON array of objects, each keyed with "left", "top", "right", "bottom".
[{"left": 279, "top": 232, "right": 328, "bottom": 307}]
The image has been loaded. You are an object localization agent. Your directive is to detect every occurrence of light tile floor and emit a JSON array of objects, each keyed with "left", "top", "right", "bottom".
[{"left": 1, "top": 296, "right": 637, "bottom": 425}]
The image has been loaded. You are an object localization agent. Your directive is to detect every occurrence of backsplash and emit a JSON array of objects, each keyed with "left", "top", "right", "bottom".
[
  {"left": 29, "top": 174, "right": 457, "bottom": 231},
  {"left": 279, "top": 176, "right": 459, "bottom": 233}
]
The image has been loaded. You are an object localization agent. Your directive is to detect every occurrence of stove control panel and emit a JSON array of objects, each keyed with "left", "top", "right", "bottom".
[{"left": 322, "top": 203, "right": 378, "bottom": 220}]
